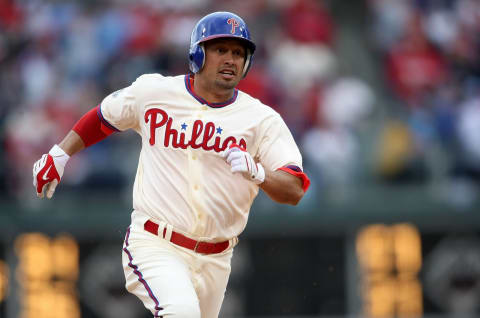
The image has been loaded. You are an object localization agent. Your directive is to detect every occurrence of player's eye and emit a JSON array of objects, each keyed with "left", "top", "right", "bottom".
[{"left": 233, "top": 50, "right": 245, "bottom": 58}]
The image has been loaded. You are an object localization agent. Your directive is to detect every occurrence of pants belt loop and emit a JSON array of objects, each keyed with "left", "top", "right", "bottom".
[
  {"left": 164, "top": 223, "right": 174, "bottom": 241},
  {"left": 229, "top": 237, "right": 239, "bottom": 249}
]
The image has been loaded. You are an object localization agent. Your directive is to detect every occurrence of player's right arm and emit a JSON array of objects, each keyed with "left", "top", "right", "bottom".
[
  {"left": 32, "top": 74, "right": 149, "bottom": 199},
  {"left": 32, "top": 130, "right": 83, "bottom": 199},
  {"left": 58, "top": 130, "right": 86, "bottom": 156},
  {"left": 33, "top": 74, "right": 166, "bottom": 198},
  {"left": 32, "top": 104, "right": 118, "bottom": 199}
]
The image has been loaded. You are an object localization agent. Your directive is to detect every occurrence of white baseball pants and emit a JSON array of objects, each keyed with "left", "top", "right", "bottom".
[{"left": 122, "top": 214, "right": 233, "bottom": 318}]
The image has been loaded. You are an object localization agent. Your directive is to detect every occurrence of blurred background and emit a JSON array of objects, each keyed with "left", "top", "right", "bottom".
[{"left": 1, "top": 0, "right": 480, "bottom": 317}]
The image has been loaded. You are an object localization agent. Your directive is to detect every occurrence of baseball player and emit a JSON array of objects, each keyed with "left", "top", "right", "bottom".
[{"left": 33, "top": 11, "right": 310, "bottom": 318}]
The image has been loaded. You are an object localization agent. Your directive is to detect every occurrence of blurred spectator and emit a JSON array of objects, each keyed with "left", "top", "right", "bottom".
[
  {"left": 456, "top": 94, "right": 480, "bottom": 181},
  {"left": 302, "top": 76, "right": 375, "bottom": 200},
  {"left": 267, "top": 0, "right": 336, "bottom": 97},
  {"left": 236, "top": 63, "right": 280, "bottom": 109},
  {"left": 376, "top": 120, "right": 424, "bottom": 183},
  {"left": 368, "top": 0, "right": 414, "bottom": 50},
  {"left": 321, "top": 77, "right": 375, "bottom": 129},
  {"left": 385, "top": 13, "right": 447, "bottom": 104},
  {"left": 268, "top": 39, "right": 336, "bottom": 95},
  {"left": 368, "top": 0, "right": 480, "bottom": 191},
  {"left": 0, "top": 0, "right": 23, "bottom": 34},
  {"left": 20, "top": 48, "right": 55, "bottom": 105},
  {"left": 283, "top": 0, "right": 334, "bottom": 45}
]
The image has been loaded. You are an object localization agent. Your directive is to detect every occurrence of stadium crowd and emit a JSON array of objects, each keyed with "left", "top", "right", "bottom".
[
  {"left": 369, "top": 0, "right": 480, "bottom": 206},
  {"left": 0, "top": 0, "right": 479, "bottom": 208}
]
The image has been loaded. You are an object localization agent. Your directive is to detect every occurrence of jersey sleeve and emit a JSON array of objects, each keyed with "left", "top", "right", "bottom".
[
  {"left": 99, "top": 85, "right": 138, "bottom": 132},
  {"left": 99, "top": 74, "right": 164, "bottom": 132},
  {"left": 257, "top": 114, "right": 310, "bottom": 191},
  {"left": 257, "top": 114, "right": 303, "bottom": 170}
]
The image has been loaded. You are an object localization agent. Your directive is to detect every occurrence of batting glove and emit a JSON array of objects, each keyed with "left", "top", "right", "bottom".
[
  {"left": 32, "top": 145, "right": 70, "bottom": 199},
  {"left": 223, "top": 144, "right": 265, "bottom": 184}
]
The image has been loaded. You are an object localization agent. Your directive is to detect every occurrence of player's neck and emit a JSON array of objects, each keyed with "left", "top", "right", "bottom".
[{"left": 192, "top": 74, "right": 235, "bottom": 104}]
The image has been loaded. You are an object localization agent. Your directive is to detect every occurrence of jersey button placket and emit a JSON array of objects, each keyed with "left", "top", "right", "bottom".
[
  {"left": 191, "top": 106, "right": 209, "bottom": 235},
  {"left": 189, "top": 149, "right": 206, "bottom": 234},
  {"left": 198, "top": 105, "right": 208, "bottom": 119}
]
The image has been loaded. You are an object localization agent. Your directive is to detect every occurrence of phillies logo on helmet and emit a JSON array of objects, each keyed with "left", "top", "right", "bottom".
[{"left": 227, "top": 18, "right": 239, "bottom": 34}]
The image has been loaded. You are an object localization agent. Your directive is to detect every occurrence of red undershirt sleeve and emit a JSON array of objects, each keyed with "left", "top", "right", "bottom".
[
  {"left": 72, "top": 105, "right": 118, "bottom": 147},
  {"left": 277, "top": 165, "right": 311, "bottom": 192}
]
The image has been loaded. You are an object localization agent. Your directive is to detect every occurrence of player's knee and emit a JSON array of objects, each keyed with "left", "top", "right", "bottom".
[{"left": 168, "top": 303, "right": 200, "bottom": 318}]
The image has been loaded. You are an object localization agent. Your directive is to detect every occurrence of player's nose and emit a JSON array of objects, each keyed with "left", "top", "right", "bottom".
[{"left": 223, "top": 50, "right": 235, "bottom": 64}]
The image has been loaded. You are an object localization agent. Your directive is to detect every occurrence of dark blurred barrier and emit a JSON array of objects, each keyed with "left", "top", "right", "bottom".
[
  {"left": 1, "top": 192, "right": 480, "bottom": 317},
  {"left": 0, "top": 229, "right": 347, "bottom": 318},
  {"left": 244, "top": 237, "right": 345, "bottom": 315}
]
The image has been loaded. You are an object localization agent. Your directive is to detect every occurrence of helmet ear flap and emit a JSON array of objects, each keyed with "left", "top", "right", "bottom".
[
  {"left": 242, "top": 49, "right": 253, "bottom": 78},
  {"left": 189, "top": 43, "right": 206, "bottom": 73}
]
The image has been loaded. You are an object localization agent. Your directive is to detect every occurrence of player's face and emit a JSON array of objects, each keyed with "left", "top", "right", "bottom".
[{"left": 201, "top": 38, "right": 246, "bottom": 90}]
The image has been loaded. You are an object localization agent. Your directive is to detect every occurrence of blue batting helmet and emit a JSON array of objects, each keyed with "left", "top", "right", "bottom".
[{"left": 189, "top": 12, "right": 256, "bottom": 77}]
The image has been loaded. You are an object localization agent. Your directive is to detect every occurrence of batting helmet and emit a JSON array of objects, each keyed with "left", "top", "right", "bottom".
[{"left": 189, "top": 12, "right": 256, "bottom": 77}]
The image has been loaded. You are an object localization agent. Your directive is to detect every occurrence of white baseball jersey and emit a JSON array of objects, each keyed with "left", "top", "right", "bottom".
[{"left": 100, "top": 73, "right": 303, "bottom": 241}]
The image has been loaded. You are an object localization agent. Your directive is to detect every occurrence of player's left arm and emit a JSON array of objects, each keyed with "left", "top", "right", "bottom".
[
  {"left": 259, "top": 168, "right": 305, "bottom": 205},
  {"left": 234, "top": 112, "right": 309, "bottom": 205},
  {"left": 223, "top": 145, "right": 310, "bottom": 205}
]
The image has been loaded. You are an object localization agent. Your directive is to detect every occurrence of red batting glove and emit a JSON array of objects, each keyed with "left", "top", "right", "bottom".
[{"left": 32, "top": 145, "right": 70, "bottom": 199}]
